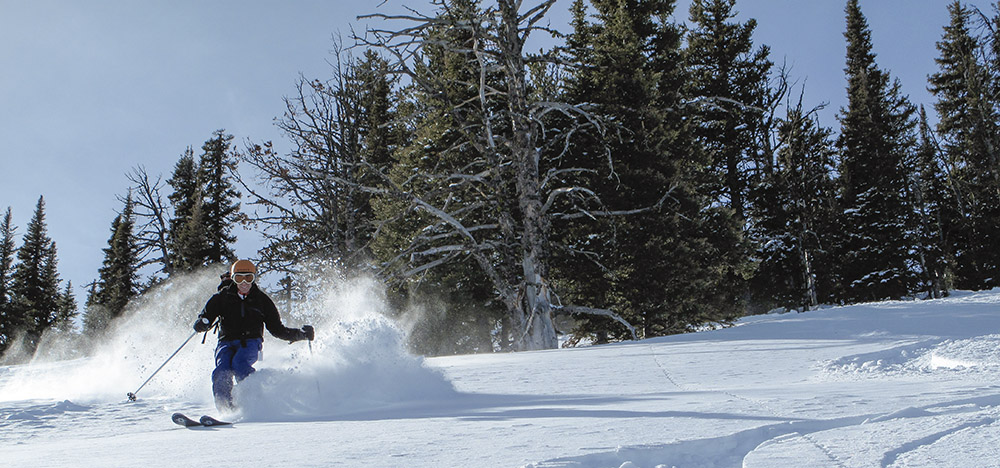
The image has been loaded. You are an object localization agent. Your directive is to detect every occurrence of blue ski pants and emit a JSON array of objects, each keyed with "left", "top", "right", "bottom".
[{"left": 212, "top": 338, "right": 262, "bottom": 410}]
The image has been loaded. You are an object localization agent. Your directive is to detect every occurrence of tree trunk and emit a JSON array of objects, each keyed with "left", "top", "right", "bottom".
[{"left": 499, "top": 0, "right": 557, "bottom": 350}]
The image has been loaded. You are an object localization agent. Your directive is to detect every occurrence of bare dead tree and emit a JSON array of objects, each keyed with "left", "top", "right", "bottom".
[
  {"left": 356, "top": 0, "right": 651, "bottom": 350},
  {"left": 235, "top": 38, "right": 385, "bottom": 283},
  {"left": 122, "top": 166, "right": 174, "bottom": 276}
]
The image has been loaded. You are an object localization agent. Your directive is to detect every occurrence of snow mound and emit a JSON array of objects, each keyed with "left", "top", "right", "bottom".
[
  {"left": 924, "top": 335, "right": 1000, "bottom": 370},
  {"left": 3, "top": 400, "right": 89, "bottom": 421},
  {"left": 823, "top": 335, "right": 1000, "bottom": 377}
]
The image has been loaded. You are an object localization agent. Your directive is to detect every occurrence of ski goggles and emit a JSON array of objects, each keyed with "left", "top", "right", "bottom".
[{"left": 233, "top": 273, "right": 255, "bottom": 284}]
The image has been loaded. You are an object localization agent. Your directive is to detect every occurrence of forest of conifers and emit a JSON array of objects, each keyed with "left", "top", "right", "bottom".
[{"left": 3, "top": 0, "right": 999, "bottom": 358}]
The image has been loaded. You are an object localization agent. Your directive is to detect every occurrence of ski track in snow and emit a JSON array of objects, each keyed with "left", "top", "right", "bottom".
[{"left": 5, "top": 288, "right": 1000, "bottom": 467}]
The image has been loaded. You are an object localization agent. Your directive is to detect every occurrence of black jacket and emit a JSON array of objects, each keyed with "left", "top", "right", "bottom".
[{"left": 198, "top": 282, "right": 305, "bottom": 343}]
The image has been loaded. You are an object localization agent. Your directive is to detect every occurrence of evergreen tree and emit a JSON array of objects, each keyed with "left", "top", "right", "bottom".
[
  {"left": 166, "top": 148, "right": 203, "bottom": 271},
  {"left": 682, "top": 0, "right": 774, "bottom": 317},
  {"left": 556, "top": 0, "right": 748, "bottom": 340},
  {"left": 372, "top": 0, "right": 508, "bottom": 353},
  {"left": 82, "top": 281, "right": 107, "bottom": 338},
  {"left": 928, "top": 0, "right": 1000, "bottom": 288},
  {"left": 0, "top": 208, "right": 17, "bottom": 352},
  {"left": 54, "top": 281, "right": 78, "bottom": 333},
  {"left": 354, "top": 50, "right": 400, "bottom": 253},
  {"left": 989, "top": 2, "right": 1000, "bottom": 94},
  {"left": 85, "top": 195, "right": 140, "bottom": 335},
  {"left": 173, "top": 196, "right": 210, "bottom": 272},
  {"left": 365, "top": 0, "right": 632, "bottom": 350},
  {"left": 9, "top": 196, "right": 62, "bottom": 357},
  {"left": 750, "top": 98, "right": 839, "bottom": 310},
  {"left": 910, "top": 106, "right": 951, "bottom": 298},
  {"left": 683, "top": 0, "right": 774, "bottom": 222},
  {"left": 165, "top": 131, "right": 241, "bottom": 271},
  {"left": 833, "top": 0, "right": 918, "bottom": 302},
  {"left": 196, "top": 130, "right": 240, "bottom": 264}
]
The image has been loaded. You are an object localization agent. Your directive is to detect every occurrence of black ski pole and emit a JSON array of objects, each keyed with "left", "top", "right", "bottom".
[
  {"left": 126, "top": 330, "right": 198, "bottom": 402},
  {"left": 306, "top": 336, "right": 321, "bottom": 397}
]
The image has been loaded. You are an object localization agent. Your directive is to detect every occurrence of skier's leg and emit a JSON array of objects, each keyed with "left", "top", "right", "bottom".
[
  {"left": 232, "top": 338, "right": 262, "bottom": 382},
  {"left": 212, "top": 340, "right": 238, "bottom": 410}
]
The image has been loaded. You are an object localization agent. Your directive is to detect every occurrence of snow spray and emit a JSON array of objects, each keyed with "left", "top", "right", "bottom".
[
  {"left": 0, "top": 268, "right": 456, "bottom": 421},
  {"left": 0, "top": 269, "right": 220, "bottom": 404},
  {"left": 233, "top": 275, "right": 457, "bottom": 422}
]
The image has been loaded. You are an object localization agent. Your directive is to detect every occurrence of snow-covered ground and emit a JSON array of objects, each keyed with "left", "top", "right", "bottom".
[{"left": 4, "top": 275, "right": 1000, "bottom": 467}]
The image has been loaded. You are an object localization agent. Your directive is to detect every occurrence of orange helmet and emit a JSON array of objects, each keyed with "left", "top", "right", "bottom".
[{"left": 230, "top": 259, "right": 257, "bottom": 277}]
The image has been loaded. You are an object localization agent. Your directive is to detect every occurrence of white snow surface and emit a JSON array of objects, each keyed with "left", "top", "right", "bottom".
[{"left": 4, "top": 277, "right": 1000, "bottom": 467}]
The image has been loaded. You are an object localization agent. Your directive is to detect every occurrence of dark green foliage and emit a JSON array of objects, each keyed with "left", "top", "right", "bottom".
[
  {"left": 84, "top": 196, "right": 140, "bottom": 336},
  {"left": 750, "top": 100, "right": 839, "bottom": 311},
  {"left": 552, "top": 0, "right": 749, "bottom": 341},
  {"left": 54, "top": 281, "right": 78, "bottom": 333},
  {"left": 0, "top": 208, "right": 17, "bottom": 352},
  {"left": 402, "top": 270, "right": 500, "bottom": 355},
  {"left": 166, "top": 131, "right": 241, "bottom": 271},
  {"left": 833, "top": 0, "right": 918, "bottom": 302},
  {"left": 196, "top": 130, "right": 241, "bottom": 264},
  {"left": 9, "top": 197, "right": 62, "bottom": 357},
  {"left": 928, "top": 1, "right": 1000, "bottom": 289},
  {"left": 910, "top": 106, "right": 951, "bottom": 298},
  {"left": 371, "top": 0, "right": 509, "bottom": 353},
  {"left": 172, "top": 195, "right": 210, "bottom": 272},
  {"left": 166, "top": 148, "right": 206, "bottom": 271},
  {"left": 680, "top": 0, "right": 770, "bottom": 318},
  {"left": 684, "top": 0, "right": 773, "bottom": 222}
]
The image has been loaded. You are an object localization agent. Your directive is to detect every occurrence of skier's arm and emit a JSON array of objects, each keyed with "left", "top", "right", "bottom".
[
  {"left": 260, "top": 295, "right": 311, "bottom": 343},
  {"left": 194, "top": 296, "right": 221, "bottom": 332}
]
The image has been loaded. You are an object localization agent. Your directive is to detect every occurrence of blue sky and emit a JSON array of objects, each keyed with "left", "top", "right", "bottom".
[{"left": 0, "top": 0, "right": 956, "bottom": 306}]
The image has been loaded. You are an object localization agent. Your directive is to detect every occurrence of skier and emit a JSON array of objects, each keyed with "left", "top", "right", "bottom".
[{"left": 194, "top": 259, "right": 315, "bottom": 411}]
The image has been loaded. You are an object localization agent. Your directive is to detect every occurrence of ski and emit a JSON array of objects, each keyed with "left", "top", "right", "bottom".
[
  {"left": 171, "top": 412, "right": 202, "bottom": 427},
  {"left": 199, "top": 415, "right": 231, "bottom": 427},
  {"left": 171, "top": 412, "right": 232, "bottom": 428}
]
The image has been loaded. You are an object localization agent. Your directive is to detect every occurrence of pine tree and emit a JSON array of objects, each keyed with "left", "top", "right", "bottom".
[
  {"left": 196, "top": 130, "right": 240, "bottom": 264},
  {"left": 165, "top": 131, "right": 241, "bottom": 271},
  {"left": 167, "top": 148, "right": 203, "bottom": 271},
  {"left": 555, "top": 0, "right": 748, "bottom": 340},
  {"left": 0, "top": 207, "right": 17, "bottom": 352},
  {"left": 371, "top": 0, "right": 508, "bottom": 353},
  {"left": 9, "top": 196, "right": 62, "bottom": 357},
  {"left": 683, "top": 0, "right": 774, "bottom": 222},
  {"left": 834, "top": 0, "right": 918, "bottom": 302},
  {"left": 85, "top": 195, "right": 140, "bottom": 335},
  {"left": 354, "top": 50, "right": 400, "bottom": 253},
  {"left": 928, "top": 0, "right": 1000, "bottom": 288},
  {"left": 989, "top": 2, "right": 1000, "bottom": 95},
  {"left": 54, "top": 281, "right": 78, "bottom": 333},
  {"left": 910, "top": 106, "right": 951, "bottom": 298},
  {"left": 681, "top": 0, "right": 774, "bottom": 318},
  {"left": 750, "top": 99, "right": 839, "bottom": 310},
  {"left": 173, "top": 196, "right": 210, "bottom": 272},
  {"left": 82, "top": 281, "right": 106, "bottom": 338}
]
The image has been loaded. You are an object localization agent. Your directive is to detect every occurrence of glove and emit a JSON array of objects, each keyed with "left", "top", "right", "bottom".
[
  {"left": 194, "top": 317, "right": 211, "bottom": 333},
  {"left": 302, "top": 325, "right": 315, "bottom": 341}
]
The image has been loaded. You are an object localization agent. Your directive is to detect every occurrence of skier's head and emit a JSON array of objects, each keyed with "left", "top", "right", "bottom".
[{"left": 230, "top": 259, "right": 256, "bottom": 294}]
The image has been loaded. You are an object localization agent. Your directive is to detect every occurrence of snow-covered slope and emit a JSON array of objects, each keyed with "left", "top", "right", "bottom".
[{"left": 4, "top": 281, "right": 1000, "bottom": 467}]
